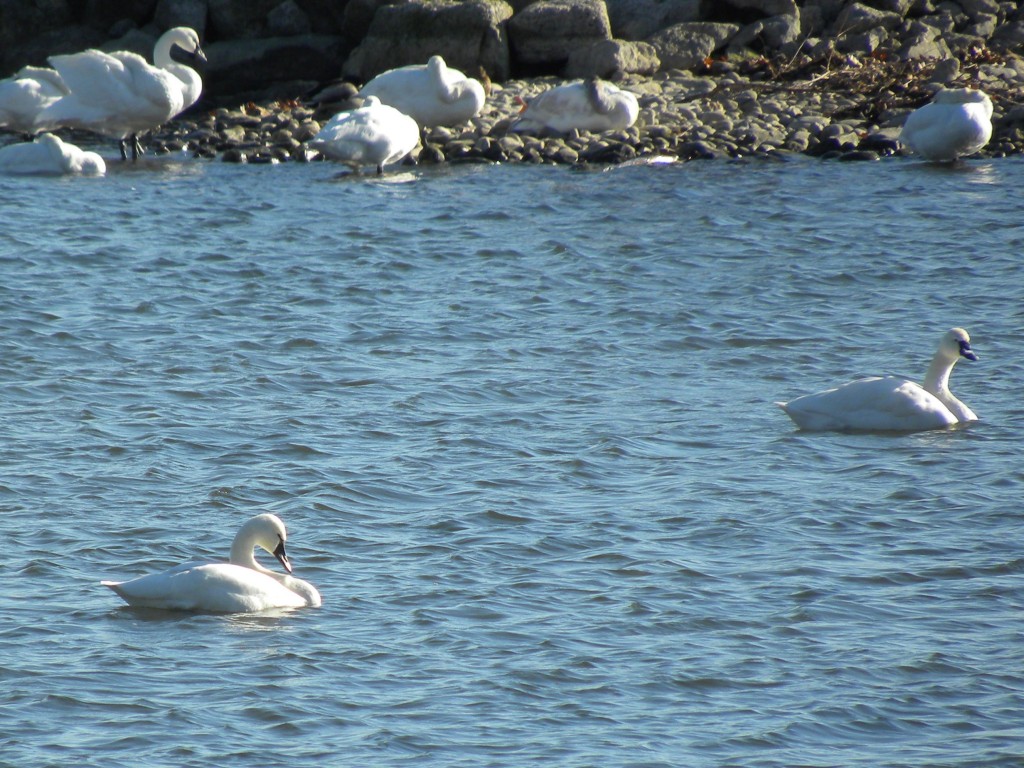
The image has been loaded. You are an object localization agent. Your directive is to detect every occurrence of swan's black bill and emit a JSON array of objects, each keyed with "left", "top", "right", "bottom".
[
  {"left": 273, "top": 540, "right": 293, "bottom": 573},
  {"left": 959, "top": 340, "right": 978, "bottom": 361}
]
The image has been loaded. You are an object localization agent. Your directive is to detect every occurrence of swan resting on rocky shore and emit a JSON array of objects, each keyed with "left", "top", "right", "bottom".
[
  {"left": 511, "top": 78, "right": 639, "bottom": 134},
  {"left": 0, "top": 132, "right": 105, "bottom": 175},
  {"left": 308, "top": 95, "right": 419, "bottom": 174},
  {"left": 0, "top": 65, "right": 69, "bottom": 136},
  {"left": 777, "top": 328, "right": 979, "bottom": 432},
  {"left": 899, "top": 88, "right": 993, "bottom": 162},
  {"left": 102, "top": 513, "right": 321, "bottom": 613},
  {"left": 358, "top": 55, "right": 486, "bottom": 128},
  {"left": 37, "top": 26, "right": 205, "bottom": 160}
]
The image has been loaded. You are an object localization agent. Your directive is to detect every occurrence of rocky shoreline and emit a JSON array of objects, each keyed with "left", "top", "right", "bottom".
[{"left": 130, "top": 46, "right": 1024, "bottom": 169}]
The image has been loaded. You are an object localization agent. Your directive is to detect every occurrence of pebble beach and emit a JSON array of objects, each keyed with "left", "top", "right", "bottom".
[{"left": 137, "top": 48, "right": 1024, "bottom": 168}]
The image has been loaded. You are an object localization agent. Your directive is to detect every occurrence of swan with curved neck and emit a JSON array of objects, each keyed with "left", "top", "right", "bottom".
[
  {"left": 0, "top": 132, "right": 105, "bottom": 175},
  {"left": 778, "top": 328, "right": 979, "bottom": 432},
  {"left": 358, "top": 55, "right": 486, "bottom": 128},
  {"left": 102, "top": 513, "right": 321, "bottom": 613},
  {"left": 899, "top": 88, "right": 993, "bottom": 162},
  {"left": 0, "top": 65, "right": 69, "bottom": 136},
  {"left": 308, "top": 95, "right": 420, "bottom": 174},
  {"left": 511, "top": 78, "right": 639, "bottom": 134},
  {"left": 38, "top": 27, "right": 205, "bottom": 160}
]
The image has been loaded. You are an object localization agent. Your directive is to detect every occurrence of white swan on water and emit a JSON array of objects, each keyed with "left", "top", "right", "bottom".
[
  {"left": 899, "top": 88, "right": 993, "bottom": 162},
  {"left": 0, "top": 65, "right": 69, "bottom": 136},
  {"left": 0, "top": 132, "right": 105, "bottom": 175},
  {"left": 102, "top": 514, "right": 322, "bottom": 613},
  {"left": 308, "top": 95, "right": 419, "bottom": 174},
  {"left": 358, "top": 55, "right": 486, "bottom": 127},
  {"left": 38, "top": 26, "right": 205, "bottom": 160},
  {"left": 511, "top": 78, "right": 639, "bottom": 134},
  {"left": 778, "top": 328, "right": 979, "bottom": 432}
]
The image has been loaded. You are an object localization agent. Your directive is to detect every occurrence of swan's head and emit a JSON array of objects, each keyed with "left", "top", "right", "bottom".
[
  {"left": 427, "top": 55, "right": 446, "bottom": 74},
  {"left": 165, "top": 26, "right": 206, "bottom": 64},
  {"left": 236, "top": 513, "right": 294, "bottom": 573},
  {"left": 943, "top": 327, "right": 978, "bottom": 362}
]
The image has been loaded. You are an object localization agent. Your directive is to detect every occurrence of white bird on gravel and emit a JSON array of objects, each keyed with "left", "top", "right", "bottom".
[
  {"left": 37, "top": 26, "right": 205, "bottom": 160},
  {"left": 0, "top": 132, "right": 105, "bottom": 175},
  {"left": 899, "top": 87, "right": 993, "bottom": 162},
  {"left": 0, "top": 65, "right": 69, "bottom": 136},
  {"left": 102, "top": 514, "right": 321, "bottom": 613},
  {"left": 308, "top": 95, "right": 420, "bottom": 174},
  {"left": 511, "top": 78, "right": 639, "bottom": 134},
  {"left": 358, "top": 55, "right": 486, "bottom": 128},
  {"left": 777, "top": 328, "right": 979, "bottom": 433}
]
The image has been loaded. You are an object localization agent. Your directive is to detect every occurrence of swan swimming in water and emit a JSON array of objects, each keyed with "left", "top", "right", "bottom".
[
  {"left": 778, "top": 328, "right": 979, "bottom": 433},
  {"left": 308, "top": 95, "right": 419, "bottom": 174},
  {"left": 0, "top": 65, "right": 69, "bottom": 136},
  {"left": 38, "top": 26, "right": 205, "bottom": 160},
  {"left": 0, "top": 132, "right": 105, "bottom": 175},
  {"left": 899, "top": 88, "right": 993, "bottom": 162},
  {"left": 511, "top": 78, "right": 639, "bottom": 134},
  {"left": 358, "top": 55, "right": 486, "bottom": 127},
  {"left": 102, "top": 513, "right": 322, "bottom": 613}
]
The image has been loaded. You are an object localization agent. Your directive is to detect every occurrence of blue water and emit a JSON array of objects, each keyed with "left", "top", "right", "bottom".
[{"left": 2, "top": 155, "right": 1023, "bottom": 767}]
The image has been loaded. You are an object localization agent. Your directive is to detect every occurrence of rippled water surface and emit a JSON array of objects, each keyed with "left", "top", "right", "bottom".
[{"left": 2, "top": 155, "right": 1023, "bottom": 768}]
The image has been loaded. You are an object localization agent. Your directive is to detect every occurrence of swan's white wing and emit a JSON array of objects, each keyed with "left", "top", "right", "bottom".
[
  {"left": 103, "top": 562, "right": 308, "bottom": 613},
  {"left": 779, "top": 376, "right": 958, "bottom": 432},
  {"left": 900, "top": 102, "right": 991, "bottom": 160}
]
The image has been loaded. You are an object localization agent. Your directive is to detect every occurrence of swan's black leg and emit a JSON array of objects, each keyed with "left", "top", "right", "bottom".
[
  {"left": 376, "top": 163, "right": 384, "bottom": 175},
  {"left": 131, "top": 134, "right": 144, "bottom": 161},
  {"left": 119, "top": 139, "right": 129, "bottom": 160}
]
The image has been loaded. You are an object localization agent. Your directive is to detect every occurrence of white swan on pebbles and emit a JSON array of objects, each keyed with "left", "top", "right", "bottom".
[
  {"left": 511, "top": 78, "right": 639, "bottom": 134},
  {"left": 0, "top": 132, "right": 105, "bottom": 175},
  {"left": 358, "top": 55, "right": 486, "bottom": 128},
  {"left": 899, "top": 88, "right": 993, "bottom": 162},
  {"left": 38, "top": 26, "right": 205, "bottom": 160},
  {"left": 308, "top": 95, "right": 420, "bottom": 174},
  {"left": 778, "top": 328, "right": 979, "bottom": 433},
  {"left": 102, "top": 514, "right": 322, "bottom": 613},
  {"left": 0, "top": 65, "right": 69, "bottom": 136}
]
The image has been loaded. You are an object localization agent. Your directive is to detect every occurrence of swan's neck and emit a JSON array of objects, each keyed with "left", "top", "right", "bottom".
[
  {"left": 230, "top": 538, "right": 274, "bottom": 574},
  {"left": 153, "top": 39, "right": 178, "bottom": 70},
  {"left": 923, "top": 351, "right": 974, "bottom": 420}
]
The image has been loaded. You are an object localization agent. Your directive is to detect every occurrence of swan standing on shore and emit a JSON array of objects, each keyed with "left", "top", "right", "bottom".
[
  {"left": 0, "top": 132, "right": 105, "bottom": 175},
  {"left": 778, "top": 328, "right": 979, "bottom": 432},
  {"left": 899, "top": 88, "right": 993, "bottom": 162},
  {"left": 38, "top": 26, "right": 205, "bottom": 160},
  {"left": 102, "top": 514, "right": 322, "bottom": 613},
  {"left": 358, "top": 55, "right": 486, "bottom": 127},
  {"left": 308, "top": 95, "right": 419, "bottom": 174},
  {"left": 0, "top": 65, "right": 69, "bottom": 136},
  {"left": 511, "top": 78, "right": 639, "bottom": 134}
]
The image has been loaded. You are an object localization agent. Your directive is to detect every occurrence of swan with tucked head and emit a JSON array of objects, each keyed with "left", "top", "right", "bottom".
[
  {"left": 0, "top": 132, "right": 105, "bottom": 175},
  {"left": 0, "top": 65, "right": 69, "bottom": 136},
  {"left": 778, "top": 328, "right": 979, "bottom": 432},
  {"left": 511, "top": 78, "right": 639, "bottom": 134},
  {"left": 38, "top": 26, "right": 205, "bottom": 160},
  {"left": 308, "top": 95, "right": 419, "bottom": 174},
  {"left": 899, "top": 88, "right": 993, "bottom": 162},
  {"left": 358, "top": 55, "right": 486, "bottom": 128},
  {"left": 102, "top": 514, "right": 321, "bottom": 613}
]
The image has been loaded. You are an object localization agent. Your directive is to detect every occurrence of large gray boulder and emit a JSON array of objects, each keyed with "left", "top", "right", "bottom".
[
  {"left": 605, "top": 0, "right": 699, "bottom": 41},
  {"left": 647, "top": 22, "right": 739, "bottom": 71},
  {"left": 565, "top": 38, "right": 660, "bottom": 78},
  {"left": 0, "top": 0, "right": 75, "bottom": 72},
  {"left": 508, "top": 0, "right": 611, "bottom": 70},
  {"left": 207, "top": 0, "right": 280, "bottom": 38},
  {"left": 154, "top": 0, "right": 208, "bottom": 37},
  {"left": 343, "top": 0, "right": 513, "bottom": 83},
  {"left": 204, "top": 34, "right": 348, "bottom": 102}
]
